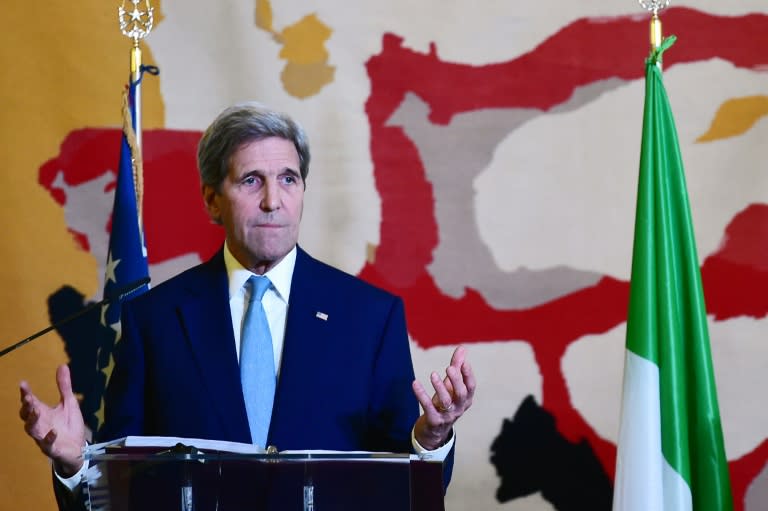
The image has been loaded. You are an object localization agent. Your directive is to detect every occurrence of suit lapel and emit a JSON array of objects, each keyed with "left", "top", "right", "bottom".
[
  {"left": 270, "top": 247, "right": 331, "bottom": 446},
  {"left": 177, "top": 250, "right": 252, "bottom": 443}
]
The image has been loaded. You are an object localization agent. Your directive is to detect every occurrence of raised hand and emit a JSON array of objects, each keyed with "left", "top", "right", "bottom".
[
  {"left": 19, "top": 364, "right": 87, "bottom": 477},
  {"left": 412, "top": 346, "right": 476, "bottom": 450}
]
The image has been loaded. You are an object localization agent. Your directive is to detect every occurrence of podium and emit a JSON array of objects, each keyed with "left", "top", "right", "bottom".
[{"left": 84, "top": 443, "right": 445, "bottom": 511}]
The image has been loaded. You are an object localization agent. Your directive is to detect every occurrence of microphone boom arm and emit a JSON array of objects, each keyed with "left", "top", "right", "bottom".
[{"left": 0, "top": 277, "right": 150, "bottom": 359}]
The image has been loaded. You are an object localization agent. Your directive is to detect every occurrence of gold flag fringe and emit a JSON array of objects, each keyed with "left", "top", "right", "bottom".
[{"left": 121, "top": 87, "right": 144, "bottom": 223}]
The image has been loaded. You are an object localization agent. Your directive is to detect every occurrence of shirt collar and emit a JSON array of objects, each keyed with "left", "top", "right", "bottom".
[{"left": 223, "top": 243, "right": 296, "bottom": 303}]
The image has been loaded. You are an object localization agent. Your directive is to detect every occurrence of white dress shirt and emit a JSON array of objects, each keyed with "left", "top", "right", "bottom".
[{"left": 224, "top": 242, "right": 294, "bottom": 372}]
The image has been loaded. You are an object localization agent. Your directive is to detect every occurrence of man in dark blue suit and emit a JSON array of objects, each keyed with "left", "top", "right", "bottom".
[{"left": 20, "top": 102, "right": 475, "bottom": 502}]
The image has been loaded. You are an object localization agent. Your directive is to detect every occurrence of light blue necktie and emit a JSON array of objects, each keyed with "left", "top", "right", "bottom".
[{"left": 240, "top": 275, "right": 276, "bottom": 447}]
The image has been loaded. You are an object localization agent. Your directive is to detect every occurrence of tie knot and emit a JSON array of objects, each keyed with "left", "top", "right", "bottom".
[{"left": 247, "top": 275, "right": 271, "bottom": 302}]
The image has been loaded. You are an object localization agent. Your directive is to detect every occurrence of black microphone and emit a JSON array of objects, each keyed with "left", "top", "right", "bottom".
[{"left": 0, "top": 276, "right": 150, "bottom": 359}]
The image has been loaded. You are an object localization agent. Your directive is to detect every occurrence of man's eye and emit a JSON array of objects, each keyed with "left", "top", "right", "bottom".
[
  {"left": 243, "top": 176, "right": 257, "bottom": 186},
  {"left": 281, "top": 175, "right": 297, "bottom": 185}
]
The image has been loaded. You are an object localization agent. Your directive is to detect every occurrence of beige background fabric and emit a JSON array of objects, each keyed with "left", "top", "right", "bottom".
[{"left": 1, "top": 1, "right": 767, "bottom": 509}]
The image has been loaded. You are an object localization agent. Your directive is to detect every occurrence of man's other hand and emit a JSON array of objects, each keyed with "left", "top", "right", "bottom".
[
  {"left": 19, "top": 364, "right": 86, "bottom": 477},
  {"left": 412, "top": 346, "right": 476, "bottom": 450}
]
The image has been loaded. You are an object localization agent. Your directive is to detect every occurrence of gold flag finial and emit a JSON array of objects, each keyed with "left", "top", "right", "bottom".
[
  {"left": 118, "top": 0, "right": 154, "bottom": 45},
  {"left": 118, "top": 0, "right": 154, "bottom": 75},
  {"left": 639, "top": 0, "right": 670, "bottom": 49},
  {"left": 117, "top": 0, "right": 154, "bottom": 209}
]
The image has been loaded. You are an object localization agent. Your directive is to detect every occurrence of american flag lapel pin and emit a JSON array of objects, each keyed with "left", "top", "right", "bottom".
[{"left": 315, "top": 311, "right": 329, "bottom": 321}]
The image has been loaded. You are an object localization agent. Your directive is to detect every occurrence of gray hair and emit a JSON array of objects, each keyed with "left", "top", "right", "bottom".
[{"left": 197, "top": 102, "right": 310, "bottom": 189}]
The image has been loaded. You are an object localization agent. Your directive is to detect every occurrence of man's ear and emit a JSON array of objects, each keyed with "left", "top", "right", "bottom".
[{"left": 202, "top": 184, "right": 222, "bottom": 224}]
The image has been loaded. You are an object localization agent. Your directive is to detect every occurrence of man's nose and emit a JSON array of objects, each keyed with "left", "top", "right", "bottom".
[{"left": 260, "top": 180, "right": 281, "bottom": 211}]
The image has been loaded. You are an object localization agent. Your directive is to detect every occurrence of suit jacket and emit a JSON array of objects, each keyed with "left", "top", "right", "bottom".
[
  {"left": 100, "top": 247, "right": 456, "bottom": 471},
  {"left": 54, "top": 247, "right": 453, "bottom": 509}
]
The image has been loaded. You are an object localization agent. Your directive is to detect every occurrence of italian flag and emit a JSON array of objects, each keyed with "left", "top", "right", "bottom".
[{"left": 612, "top": 37, "right": 733, "bottom": 511}]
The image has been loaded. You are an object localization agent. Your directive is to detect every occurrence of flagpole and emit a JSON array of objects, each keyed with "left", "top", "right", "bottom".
[
  {"left": 118, "top": 0, "right": 154, "bottom": 223},
  {"left": 118, "top": 0, "right": 155, "bottom": 150},
  {"left": 90, "top": 2, "right": 155, "bottom": 428},
  {"left": 130, "top": 41, "right": 144, "bottom": 149}
]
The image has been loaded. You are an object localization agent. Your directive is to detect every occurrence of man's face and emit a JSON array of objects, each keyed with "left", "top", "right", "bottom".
[{"left": 203, "top": 136, "right": 304, "bottom": 274}]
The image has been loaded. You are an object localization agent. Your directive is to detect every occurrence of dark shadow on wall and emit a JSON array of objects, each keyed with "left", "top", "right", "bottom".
[{"left": 490, "top": 395, "right": 613, "bottom": 510}]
